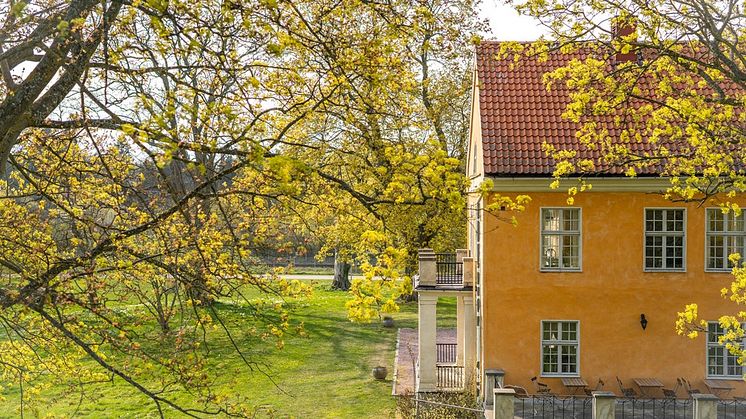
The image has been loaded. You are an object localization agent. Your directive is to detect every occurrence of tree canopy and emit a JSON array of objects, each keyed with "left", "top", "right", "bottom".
[{"left": 0, "top": 0, "right": 482, "bottom": 414}]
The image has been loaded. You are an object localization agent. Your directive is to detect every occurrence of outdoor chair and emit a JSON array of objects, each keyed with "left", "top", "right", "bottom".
[
  {"left": 662, "top": 379, "right": 682, "bottom": 400},
  {"left": 616, "top": 376, "right": 638, "bottom": 399},
  {"left": 531, "top": 376, "right": 555, "bottom": 397},
  {"left": 678, "top": 378, "right": 701, "bottom": 397},
  {"left": 505, "top": 384, "right": 529, "bottom": 399},
  {"left": 584, "top": 378, "right": 605, "bottom": 397}
]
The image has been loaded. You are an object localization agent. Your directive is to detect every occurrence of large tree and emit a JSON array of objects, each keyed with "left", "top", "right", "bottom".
[
  {"left": 0, "top": 0, "right": 482, "bottom": 414},
  {"left": 507, "top": 0, "right": 746, "bottom": 378}
]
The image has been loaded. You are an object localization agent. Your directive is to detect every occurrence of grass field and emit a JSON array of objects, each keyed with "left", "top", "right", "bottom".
[{"left": 0, "top": 280, "right": 457, "bottom": 418}]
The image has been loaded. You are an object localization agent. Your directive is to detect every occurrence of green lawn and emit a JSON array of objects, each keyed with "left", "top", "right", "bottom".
[{"left": 0, "top": 281, "right": 457, "bottom": 418}]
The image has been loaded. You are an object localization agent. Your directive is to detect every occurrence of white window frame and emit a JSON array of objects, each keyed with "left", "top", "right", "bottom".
[
  {"left": 643, "top": 208, "right": 686, "bottom": 272},
  {"left": 539, "top": 208, "right": 582, "bottom": 272},
  {"left": 705, "top": 208, "right": 746, "bottom": 272},
  {"left": 540, "top": 320, "right": 580, "bottom": 377},
  {"left": 706, "top": 321, "right": 745, "bottom": 379}
]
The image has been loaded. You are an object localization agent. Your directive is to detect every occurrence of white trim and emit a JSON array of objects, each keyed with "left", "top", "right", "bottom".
[
  {"left": 705, "top": 321, "right": 745, "bottom": 379},
  {"left": 540, "top": 320, "right": 581, "bottom": 378},
  {"left": 704, "top": 208, "right": 746, "bottom": 273},
  {"left": 483, "top": 177, "right": 672, "bottom": 193},
  {"left": 539, "top": 207, "right": 583, "bottom": 272},
  {"left": 643, "top": 207, "right": 687, "bottom": 272}
]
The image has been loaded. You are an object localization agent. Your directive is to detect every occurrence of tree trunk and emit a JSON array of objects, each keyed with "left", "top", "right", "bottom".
[{"left": 332, "top": 253, "right": 351, "bottom": 291}]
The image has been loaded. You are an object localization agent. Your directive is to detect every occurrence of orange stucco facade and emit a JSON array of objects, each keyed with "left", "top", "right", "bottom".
[{"left": 478, "top": 188, "right": 746, "bottom": 396}]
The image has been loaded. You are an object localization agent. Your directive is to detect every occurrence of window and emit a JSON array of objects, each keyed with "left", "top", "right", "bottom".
[
  {"left": 541, "top": 321, "right": 579, "bottom": 376},
  {"left": 707, "top": 322, "right": 744, "bottom": 378},
  {"left": 706, "top": 209, "right": 746, "bottom": 271},
  {"left": 540, "top": 208, "right": 581, "bottom": 271},
  {"left": 644, "top": 209, "right": 685, "bottom": 271}
]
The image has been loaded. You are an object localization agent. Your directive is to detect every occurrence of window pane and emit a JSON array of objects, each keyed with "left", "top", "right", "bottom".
[
  {"left": 709, "top": 346, "right": 724, "bottom": 376},
  {"left": 708, "top": 235, "right": 725, "bottom": 270},
  {"left": 727, "top": 236, "right": 744, "bottom": 268},
  {"left": 561, "top": 345, "right": 577, "bottom": 373},
  {"left": 542, "top": 236, "right": 560, "bottom": 268},
  {"left": 541, "top": 209, "right": 581, "bottom": 270},
  {"left": 543, "top": 321, "right": 558, "bottom": 341},
  {"left": 709, "top": 209, "right": 725, "bottom": 232},
  {"left": 563, "top": 322, "right": 577, "bottom": 340},
  {"left": 729, "top": 212, "right": 746, "bottom": 232},
  {"left": 645, "top": 235, "right": 663, "bottom": 268},
  {"left": 542, "top": 321, "right": 578, "bottom": 375},
  {"left": 646, "top": 209, "right": 663, "bottom": 232},
  {"left": 543, "top": 209, "right": 560, "bottom": 231},
  {"left": 563, "top": 209, "right": 579, "bottom": 231},
  {"left": 562, "top": 235, "right": 579, "bottom": 268},
  {"left": 727, "top": 352, "right": 742, "bottom": 376},
  {"left": 543, "top": 345, "right": 558, "bottom": 373},
  {"left": 668, "top": 209, "right": 684, "bottom": 231}
]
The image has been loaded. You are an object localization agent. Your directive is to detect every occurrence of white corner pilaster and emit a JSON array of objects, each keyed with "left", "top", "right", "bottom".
[
  {"left": 463, "top": 295, "right": 476, "bottom": 386},
  {"left": 417, "top": 293, "right": 438, "bottom": 392},
  {"left": 457, "top": 295, "right": 465, "bottom": 365}
]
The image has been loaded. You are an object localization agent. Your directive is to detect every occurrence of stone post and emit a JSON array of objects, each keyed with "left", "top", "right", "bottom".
[
  {"left": 492, "top": 388, "right": 515, "bottom": 419},
  {"left": 462, "top": 256, "right": 474, "bottom": 287},
  {"left": 463, "top": 295, "right": 476, "bottom": 386},
  {"left": 417, "top": 248, "right": 436, "bottom": 287},
  {"left": 416, "top": 293, "right": 438, "bottom": 392},
  {"left": 483, "top": 369, "right": 505, "bottom": 409},
  {"left": 456, "top": 248, "right": 469, "bottom": 262},
  {"left": 592, "top": 391, "right": 616, "bottom": 419},
  {"left": 692, "top": 394, "right": 719, "bottom": 419}
]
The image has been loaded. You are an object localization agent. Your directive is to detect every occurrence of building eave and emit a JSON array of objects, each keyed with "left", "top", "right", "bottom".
[{"left": 483, "top": 176, "right": 672, "bottom": 193}]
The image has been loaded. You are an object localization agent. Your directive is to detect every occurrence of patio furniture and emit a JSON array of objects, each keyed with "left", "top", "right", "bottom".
[
  {"left": 662, "top": 379, "right": 681, "bottom": 400},
  {"left": 584, "top": 378, "right": 605, "bottom": 397},
  {"left": 678, "top": 378, "right": 701, "bottom": 397},
  {"left": 531, "top": 376, "right": 556, "bottom": 396},
  {"left": 506, "top": 384, "right": 529, "bottom": 398},
  {"left": 633, "top": 377, "right": 664, "bottom": 397},
  {"left": 562, "top": 377, "right": 588, "bottom": 395},
  {"left": 616, "top": 376, "right": 638, "bottom": 399},
  {"left": 704, "top": 379, "right": 735, "bottom": 397}
]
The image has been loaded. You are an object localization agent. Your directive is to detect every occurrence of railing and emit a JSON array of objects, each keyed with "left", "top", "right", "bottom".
[
  {"left": 505, "top": 394, "right": 746, "bottom": 419},
  {"left": 616, "top": 398, "right": 693, "bottom": 419},
  {"left": 436, "top": 365, "right": 464, "bottom": 389},
  {"left": 435, "top": 253, "right": 463, "bottom": 285},
  {"left": 436, "top": 343, "right": 457, "bottom": 364},
  {"left": 514, "top": 396, "right": 592, "bottom": 419},
  {"left": 514, "top": 396, "right": 699, "bottom": 419},
  {"left": 717, "top": 399, "right": 746, "bottom": 418}
]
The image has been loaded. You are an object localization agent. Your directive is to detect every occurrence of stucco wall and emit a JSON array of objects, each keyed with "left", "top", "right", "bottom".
[{"left": 481, "top": 190, "right": 746, "bottom": 396}]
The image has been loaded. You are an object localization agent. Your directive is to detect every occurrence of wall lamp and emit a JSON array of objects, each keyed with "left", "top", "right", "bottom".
[{"left": 640, "top": 314, "right": 648, "bottom": 330}]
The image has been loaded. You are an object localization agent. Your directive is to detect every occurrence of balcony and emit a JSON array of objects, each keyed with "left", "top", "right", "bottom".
[
  {"left": 435, "top": 253, "right": 463, "bottom": 286},
  {"left": 415, "top": 249, "right": 474, "bottom": 290},
  {"left": 437, "top": 365, "right": 465, "bottom": 390},
  {"left": 414, "top": 249, "right": 476, "bottom": 393},
  {"left": 436, "top": 343, "right": 463, "bottom": 390}
]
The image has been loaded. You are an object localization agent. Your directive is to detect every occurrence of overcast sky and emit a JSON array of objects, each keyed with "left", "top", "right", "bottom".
[{"left": 480, "top": 0, "right": 547, "bottom": 41}]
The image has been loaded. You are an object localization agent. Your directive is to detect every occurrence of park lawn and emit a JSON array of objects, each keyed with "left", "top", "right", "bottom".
[{"left": 0, "top": 281, "right": 457, "bottom": 418}]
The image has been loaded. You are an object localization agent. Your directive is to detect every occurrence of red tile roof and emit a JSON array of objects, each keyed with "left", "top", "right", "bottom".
[{"left": 476, "top": 41, "right": 654, "bottom": 177}]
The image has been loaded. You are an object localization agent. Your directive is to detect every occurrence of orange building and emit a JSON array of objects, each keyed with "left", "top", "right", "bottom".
[{"left": 414, "top": 41, "right": 746, "bottom": 406}]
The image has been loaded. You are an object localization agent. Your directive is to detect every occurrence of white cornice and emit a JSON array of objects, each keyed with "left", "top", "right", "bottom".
[{"left": 479, "top": 177, "right": 672, "bottom": 193}]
